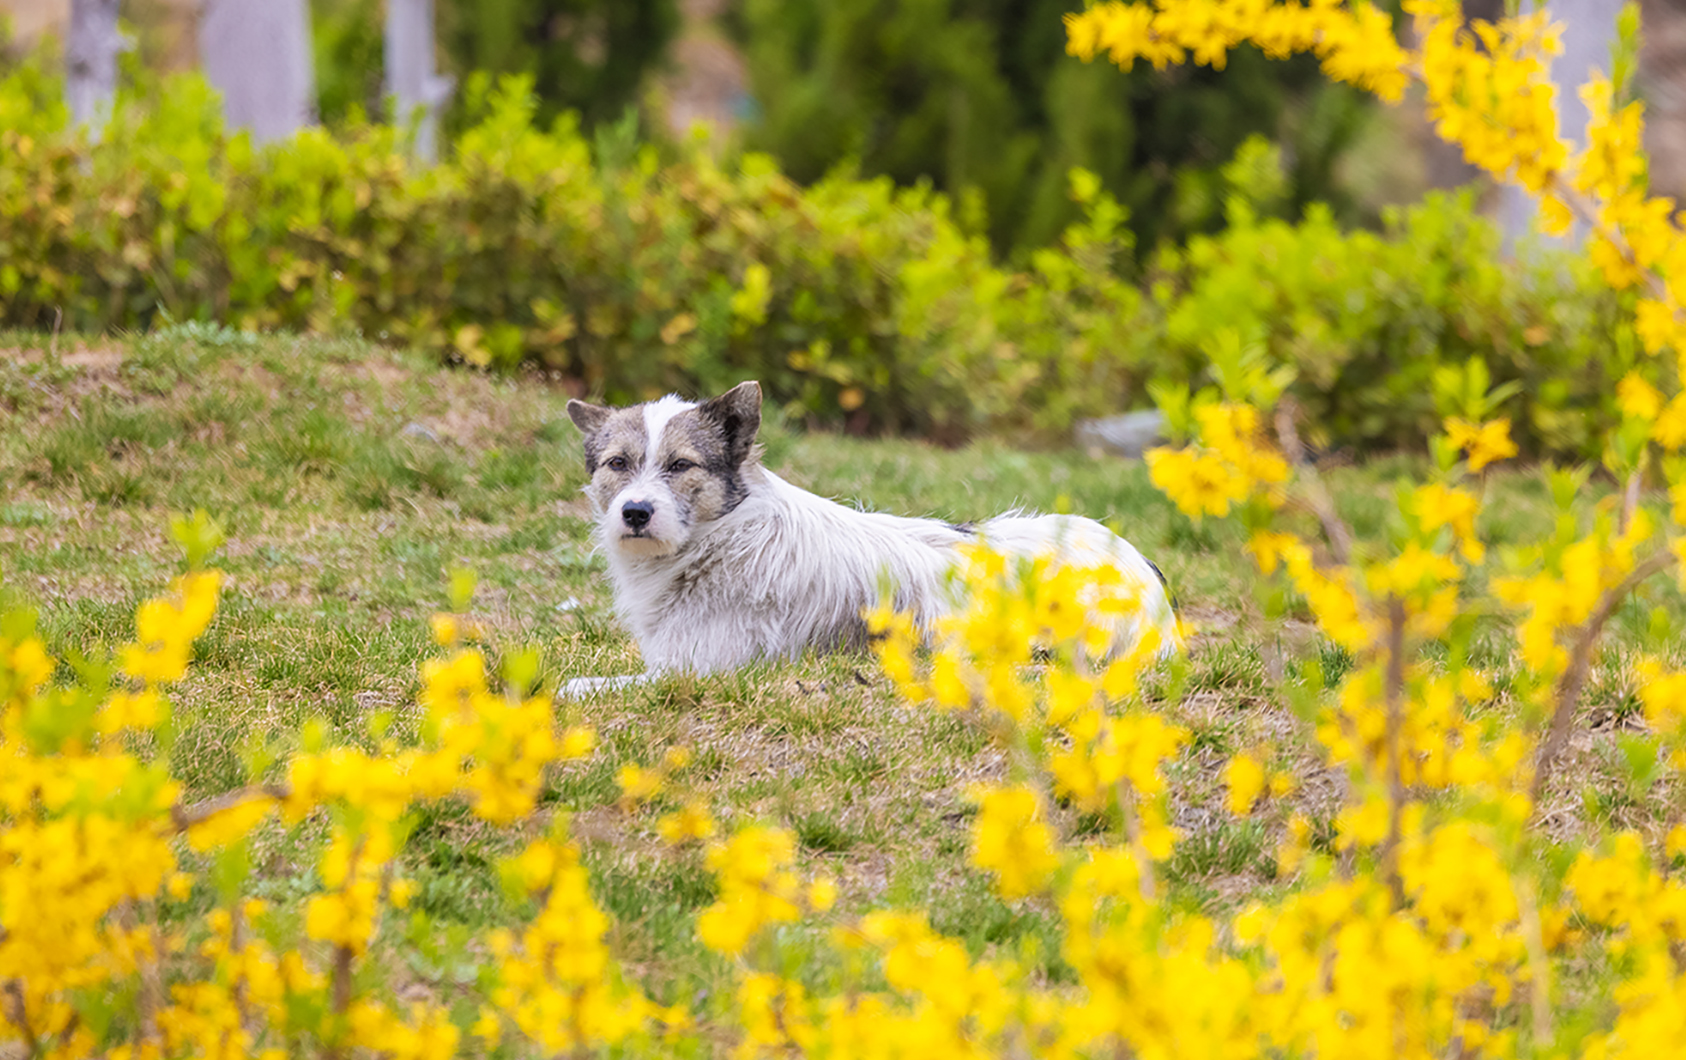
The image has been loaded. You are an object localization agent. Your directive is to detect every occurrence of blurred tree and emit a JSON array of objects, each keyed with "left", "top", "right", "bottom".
[
  {"left": 733, "top": 0, "right": 1374, "bottom": 257},
  {"left": 436, "top": 0, "right": 679, "bottom": 130},
  {"left": 312, "top": 0, "right": 677, "bottom": 134},
  {"left": 66, "top": 0, "right": 121, "bottom": 128},
  {"left": 201, "top": 0, "right": 316, "bottom": 142},
  {"left": 1642, "top": 0, "right": 1686, "bottom": 206},
  {"left": 386, "top": 0, "right": 453, "bottom": 159}
]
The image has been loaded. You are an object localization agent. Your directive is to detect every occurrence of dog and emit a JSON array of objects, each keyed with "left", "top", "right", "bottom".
[{"left": 559, "top": 381, "right": 1178, "bottom": 693}]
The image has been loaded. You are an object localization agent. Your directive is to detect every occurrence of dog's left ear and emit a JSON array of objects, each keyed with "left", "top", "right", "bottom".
[{"left": 698, "top": 381, "right": 762, "bottom": 466}]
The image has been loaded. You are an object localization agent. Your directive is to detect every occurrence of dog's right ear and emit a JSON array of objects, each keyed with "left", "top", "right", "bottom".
[{"left": 567, "top": 399, "right": 613, "bottom": 437}]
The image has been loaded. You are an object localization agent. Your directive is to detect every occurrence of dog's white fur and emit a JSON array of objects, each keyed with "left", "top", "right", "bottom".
[{"left": 560, "top": 382, "right": 1177, "bottom": 694}]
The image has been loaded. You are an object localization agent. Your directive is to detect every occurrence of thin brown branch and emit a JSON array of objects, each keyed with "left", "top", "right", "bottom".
[
  {"left": 1381, "top": 596, "right": 1408, "bottom": 909},
  {"left": 4, "top": 980, "right": 39, "bottom": 1060},
  {"left": 332, "top": 943, "right": 354, "bottom": 1014},
  {"left": 115, "top": 901, "right": 159, "bottom": 1044},
  {"left": 1621, "top": 469, "right": 1643, "bottom": 536},
  {"left": 140, "top": 925, "right": 163, "bottom": 1044},
  {"left": 1117, "top": 781, "right": 1157, "bottom": 903},
  {"left": 1542, "top": 172, "right": 1671, "bottom": 306},
  {"left": 1517, "top": 877, "right": 1554, "bottom": 1046},
  {"left": 1531, "top": 548, "right": 1679, "bottom": 804},
  {"left": 169, "top": 784, "right": 291, "bottom": 833},
  {"left": 1274, "top": 400, "right": 1354, "bottom": 566},
  {"left": 230, "top": 903, "right": 253, "bottom": 1038}
]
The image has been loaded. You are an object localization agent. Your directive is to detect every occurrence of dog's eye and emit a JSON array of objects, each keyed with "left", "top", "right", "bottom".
[
  {"left": 667, "top": 459, "right": 696, "bottom": 474},
  {"left": 605, "top": 455, "right": 628, "bottom": 472}
]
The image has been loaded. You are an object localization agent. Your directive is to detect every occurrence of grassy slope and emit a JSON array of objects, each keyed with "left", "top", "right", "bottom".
[{"left": 0, "top": 328, "right": 1673, "bottom": 1012}]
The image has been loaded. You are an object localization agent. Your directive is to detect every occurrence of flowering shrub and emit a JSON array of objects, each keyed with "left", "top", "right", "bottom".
[{"left": 12, "top": 2, "right": 1686, "bottom": 1056}]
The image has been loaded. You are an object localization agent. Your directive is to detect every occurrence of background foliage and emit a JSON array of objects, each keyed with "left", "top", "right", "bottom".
[
  {"left": 301, "top": 0, "right": 1378, "bottom": 256},
  {"left": 0, "top": 61, "right": 1638, "bottom": 454},
  {"left": 311, "top": 0, "right": 680, "bottom": 133},
  {"left": 732, "top": 0, "right": 1376, "bottom": 254}
]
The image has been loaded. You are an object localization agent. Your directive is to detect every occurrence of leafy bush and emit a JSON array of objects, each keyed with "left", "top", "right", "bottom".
[
  {"left": 0, "top": 61, "right": 1641, "bottom": 451},
  {"left": 1150, "top": 139, "right": 1641, "bottom": 456}
]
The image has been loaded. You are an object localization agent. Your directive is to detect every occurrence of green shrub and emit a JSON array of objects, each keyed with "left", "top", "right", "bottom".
[
  {"left": 0, "top": 67, "right": 1641, "bottom": 453},
  {"left": 1149, "top": 140, "right": 1641, "bottom": 456}
]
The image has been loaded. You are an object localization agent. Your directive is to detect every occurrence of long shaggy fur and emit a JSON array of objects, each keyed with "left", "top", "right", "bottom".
[{"left": 562, "top": 382, "right": 1178, "bottom": 687}]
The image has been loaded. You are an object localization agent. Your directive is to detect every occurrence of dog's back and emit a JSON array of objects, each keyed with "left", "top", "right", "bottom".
[{"left": 974, "top": 512, "right": 1179, "bottom": 656}]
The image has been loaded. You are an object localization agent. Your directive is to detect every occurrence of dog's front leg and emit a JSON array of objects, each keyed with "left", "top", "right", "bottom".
[{"left": 556, "top": 672, "right": 656, "bottom": 699}]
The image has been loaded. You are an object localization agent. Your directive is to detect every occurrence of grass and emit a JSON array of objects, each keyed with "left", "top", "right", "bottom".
[{"left": 0, "top": 328, "right": 1676, "bottom": 1012}]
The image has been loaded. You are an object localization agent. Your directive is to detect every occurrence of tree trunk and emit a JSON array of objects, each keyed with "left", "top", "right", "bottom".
[
  {"left": 384, "top": 0, "right": 453, "bottom": 163},
  {"left": 66, "top": 0, "right": 123, "bottom": 129},
  {"left": 1640, "top": 0, "right": 1686, "bottom": 206},
  {"left": 198, "top": 0, "right": 316, "bottom": 144}
]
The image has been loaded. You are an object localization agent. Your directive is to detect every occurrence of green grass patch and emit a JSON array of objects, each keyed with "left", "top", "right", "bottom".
[{"left": 0, "top": 332, "right": 1671, "bottom": 1011}]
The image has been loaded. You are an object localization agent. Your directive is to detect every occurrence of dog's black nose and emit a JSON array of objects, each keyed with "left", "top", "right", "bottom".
[{"left": 622, "top": 501, "right": 653, "bottom": 530}]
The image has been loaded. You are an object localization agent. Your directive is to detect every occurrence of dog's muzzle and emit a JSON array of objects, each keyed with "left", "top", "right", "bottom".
[{"left": 621, "top": 501, "right": 654, "bottom": 534}]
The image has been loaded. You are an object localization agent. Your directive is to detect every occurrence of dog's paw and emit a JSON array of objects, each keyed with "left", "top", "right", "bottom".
[{"left": 556, "top": 673, "right": 653, "bottom": 699}]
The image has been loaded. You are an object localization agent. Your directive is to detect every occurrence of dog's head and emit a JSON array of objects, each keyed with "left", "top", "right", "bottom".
[{"left": 566, "top": 381, "right": 762, "bottom": 559}]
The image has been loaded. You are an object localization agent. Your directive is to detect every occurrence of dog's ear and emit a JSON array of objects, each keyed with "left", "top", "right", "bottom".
[
  {"left": 698, "top": 381, "right": 762, "bottom": 466},
  {"left": 567, "top": 399, "right": 613, "bottom": 437}
]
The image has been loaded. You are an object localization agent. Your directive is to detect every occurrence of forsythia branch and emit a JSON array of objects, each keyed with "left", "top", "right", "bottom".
[
  {"left": 169, "top": 784, "right": 291, "bottom": 832},
  {"left": 1382, "top": 597, "right": 1407, "bottom": 909},
  {"left": 1531, "top": 547, "right": 1680, "bottom": 804},
  {"left": 1542, "top": 171, "right": 1672, "bottom": 306},
  {"left": 1274, "top": 399, "right": 1355, "bottom": 565}
]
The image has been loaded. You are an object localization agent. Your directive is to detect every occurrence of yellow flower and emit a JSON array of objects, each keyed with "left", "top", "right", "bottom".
[
  {"left": 186, "top": 796, "right": 277, "bottom": 853},
  {"left": 656, "top": 800, "right": 717, "bottom": 844},
  {"left": 1225, "top": 753, "right": 1267, "bottom": 816},
  {"left": 807, "top": 876, "right": 838, "bottom": 913},
  {"left": 615, "top": 763, "right": 662, "bottom": 804},
  {"left": 1145, "top": 446, "right": 1250, "bottom": 519},
  {"left": 697, "top": 826, "right": 803, "bottom": 955},
  {"left": 1247, "top": 530, "right": 1305, "bottom": 576},
  {"left": 471, "top": 1008, "right": 502, "bottom": 1047},
  {"left": 1414, "top": 482, "right": 1484, "bottom": 563},
  {"left": 389, "top": 878, "right": 417, "bottom": 909},
  {"left": 8, "top": 636, "right": 54, "bottom": 695},
  {"left": 120, "top": 571, "right": 223, "bottom": 684},
  {"left": 968, "top": 784, "right": 1060, "bottom": 899},
  {"left": 1636, "top": 298, "right": 1679, "bottom": 356},
  {"left": 1367, "top": 540, "right": 1461, "bottom": 599},
  {"left": 1652, "top": 394, "right": 1686, "bottom": 450},
  {"left": 1667, "top": 824, "right": 1686, "bottom": 863},
  {"left": 429, "top": 612, "right": 459, "bottom": 646},
  {"left": 1458, "top": 669, "right": 1494, "bottom": 703},
  {"left": 1617, "top": 370, "right": 1663, "bottom": 421},
  {"left": 560, "top": 725, "right": 597, "bottom": 758},
  {"left": 1445, "top": 417, "right": 1518, "bottom": 472}
]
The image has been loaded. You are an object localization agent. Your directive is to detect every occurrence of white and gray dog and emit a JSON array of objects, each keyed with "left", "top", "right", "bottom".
[{"left": 559, "top": 381, "right": 1178, "bottom": 693}]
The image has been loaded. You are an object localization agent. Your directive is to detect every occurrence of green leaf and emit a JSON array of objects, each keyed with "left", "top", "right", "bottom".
[
  {"left": 501, "top": 646, "right": 542, "bottom": 698},
  {"left": 448, "top": 567, "right": 478, "bottom": 613},
  {"left": 212, "top": 839, "right": 252, "bottom": 905},
  {"left": 169, "top": 509, "right": 226, "bottom": 570},
  {"left": 1617, "top": 732, "right": 1662, "bottom": 798}
]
